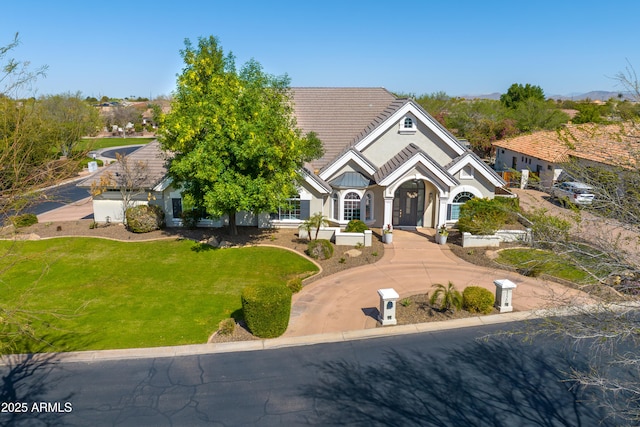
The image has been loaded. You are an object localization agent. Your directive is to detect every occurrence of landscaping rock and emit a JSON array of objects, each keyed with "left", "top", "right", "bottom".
[
  {"left": 344, "top": 249, "right": 362, "bottom": 258},
  {"left": 218, "top": 240, "right": 234, "bottom": 248},
  {"left": 202, "top": 236, "right": 218, "bottom": 247}
]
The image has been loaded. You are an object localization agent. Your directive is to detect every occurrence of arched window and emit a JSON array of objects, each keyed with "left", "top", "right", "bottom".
[
  {"left": 447, "top": 191, "right": 475, "bottom": 220},
  {"left": 404, "top": 117, "right": 413, "bottom": 128},
  {"left": 364, "top": 193, "right": 373, "bottom": 221},
  {"left": 343, "top": 192, "right": 361, "bottom": 221},
  {"left": 332, "top": 193, "right": 339, "bottom": 220}
]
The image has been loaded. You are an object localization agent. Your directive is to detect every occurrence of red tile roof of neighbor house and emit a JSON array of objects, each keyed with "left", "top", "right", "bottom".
[{"left": 493, "top": 123, "right": 640, "bottom": 168}]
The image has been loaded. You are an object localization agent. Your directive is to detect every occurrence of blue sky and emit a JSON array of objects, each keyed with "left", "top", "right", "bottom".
[{"left": 2, "top": 0, "right": 639, "bottom": 99}]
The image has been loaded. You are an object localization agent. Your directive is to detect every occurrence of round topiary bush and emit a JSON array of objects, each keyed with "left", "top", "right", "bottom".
[
  {"left": 462, "top": 286, "right": 495, "bottom": 314},
  {"left": 125, "top": 204, "right": 165, "bottom": 233},
  {"left": 241, "top": 284, "right": 292, "bottom": 338},
  {"left": 345, "top": 219, "right": 369, "bottom": 233},
  {"left": 307, "top": 239, "right": 334, "bottom": 260}
]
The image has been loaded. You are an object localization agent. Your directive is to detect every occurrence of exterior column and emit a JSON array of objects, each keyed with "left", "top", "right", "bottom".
[
  {"left": 383, "top": 196, "right": 394, "bottom": 228},
  {"left": 437, "top": 197, "right": 449, "bottom": 227}
]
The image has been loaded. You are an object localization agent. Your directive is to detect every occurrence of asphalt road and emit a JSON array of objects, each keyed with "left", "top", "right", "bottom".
[{"left": 0, "top": 322, "right": 619, "bottom": 426}]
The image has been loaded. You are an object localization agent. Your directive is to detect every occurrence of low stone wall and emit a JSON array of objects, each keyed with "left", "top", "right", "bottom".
[
  {"left": 298, "top": 227, "right": 372, "bottom": 247},
  {"left": 462, "top": 229, "right": 532, "bottom": 248},
  {"left": 335, "top": 230, "right": 372, "bottom": 247},
  {"left": 298, "top": 227, "right": 340, "bottom": 241}
]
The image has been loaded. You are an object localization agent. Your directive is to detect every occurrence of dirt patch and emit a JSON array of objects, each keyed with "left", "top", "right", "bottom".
[{"left": 396, "top": 293, "right": 499, "bottom": 324}]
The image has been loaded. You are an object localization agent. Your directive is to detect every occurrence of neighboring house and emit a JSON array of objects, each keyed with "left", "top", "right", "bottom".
[
  {"left": 79, "top": 88, "right": 506, "bottom": 228},
  {"left": 493, "top": 123, "right": 639, "bottom": 188}
]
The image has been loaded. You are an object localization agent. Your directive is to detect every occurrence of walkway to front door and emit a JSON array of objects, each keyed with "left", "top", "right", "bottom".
[{"left": 285, "top": 229, "right": 589, "bottom": 337}]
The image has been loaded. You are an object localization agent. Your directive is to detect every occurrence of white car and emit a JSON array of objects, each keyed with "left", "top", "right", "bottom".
[{"left": 551, "top": 182, "right": 595, "bottom": 206}]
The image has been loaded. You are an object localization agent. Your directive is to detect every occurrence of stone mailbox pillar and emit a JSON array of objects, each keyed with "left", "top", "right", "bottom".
[
  {"left": 493, "top": 279, "right": 517, "bottom": 313},
  {"left": 378, "top": 288, "right": 399, "bottom": 326}
]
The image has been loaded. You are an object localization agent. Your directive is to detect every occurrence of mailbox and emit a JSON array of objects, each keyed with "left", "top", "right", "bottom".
[
  {"left": 494, "top": 279, "right": 517, "bottom": 313},
  {"left": 377, "top": 288, "right": 399, "bottom": 326}
]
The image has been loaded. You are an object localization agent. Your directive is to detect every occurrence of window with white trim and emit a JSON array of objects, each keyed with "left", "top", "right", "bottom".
[
  {"left": 399, "top": 116, "right": 417, "bottom": 134},
  {"left": 271, "top": 197, "right": 301, "bottom": 220},
  {"left": 447, "top": 191, "right": 475, "bottom": 221},
  {"left": 343, "top": 192, "right": 361, "bottom": 221},
  {"left": 364, "top": 193, "right": 373, "bottom": 221}
]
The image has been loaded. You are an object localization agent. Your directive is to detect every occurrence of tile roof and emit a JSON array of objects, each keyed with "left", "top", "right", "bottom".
[
  {"left": 78, "top": 140, "right": 169, "bottom": 190},
  {"left": 291, "top": 88, "right": 398, "bottom": 171},
  {"left": 493, "top": 123, "right": 640, "bottom": 167}
]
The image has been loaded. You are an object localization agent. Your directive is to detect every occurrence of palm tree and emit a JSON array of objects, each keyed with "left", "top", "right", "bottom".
[
  {"left": 429, "top": 282, "right": 463, "bottom": 313},
  {"left": 302, "top": 212, "right": 329, "bottom": 241}
]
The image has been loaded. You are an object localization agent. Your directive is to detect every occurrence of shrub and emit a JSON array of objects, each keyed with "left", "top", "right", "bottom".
[
  {"left": 307, "top": 239, "right": 333, "bottom": 260},
  {"left": 78, "top": 157, "right": 104, "bottom": 169},
  {"left": 181, "top": 209, "right": 201, "bottom": 229},
  {"left": 217, "top": 318, "right": 236, "bottom": 336},
  {"left": 462, "top": 286, "right": 495, "bottom": 314},
  {"left": 125, "top": 204, "right": 165, "bottom": 233},
  {"left": 241, "top": 284, "right": 292, "bottom": 338},
  {"left": 10, "top": 213, "right": 38, "bottom": 228},
  {"left": 457, "top": 198, "right": 511, "bottom": 235},
  {"left": 345, "top": 219, "right": 369, "bottom": 233},
  {"left": 286, "top": 277, "right": 303, "bottom": 293}
]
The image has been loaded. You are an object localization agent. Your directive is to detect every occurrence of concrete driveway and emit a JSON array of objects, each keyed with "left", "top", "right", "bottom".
[{"left": 285, "top": 229, "right": 589, "bottom": 337}]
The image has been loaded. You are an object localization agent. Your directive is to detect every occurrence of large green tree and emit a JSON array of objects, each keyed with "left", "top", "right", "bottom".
[
  {"left": 160, "top": 36, "right": 322, "bottom": 234},
  {"left": 500, "top": 83, "right": 546, "bottom": 109}
]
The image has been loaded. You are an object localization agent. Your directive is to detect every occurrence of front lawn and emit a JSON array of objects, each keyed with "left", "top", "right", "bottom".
[
  {"left": 78, "top": 137, "right": 156, "bottom": 151},
  {"left": 0, "top": 238, "right": 318, "bottom": 353},
  {"left": 496, "top": 248, "right": 602, "bottom": 284}
]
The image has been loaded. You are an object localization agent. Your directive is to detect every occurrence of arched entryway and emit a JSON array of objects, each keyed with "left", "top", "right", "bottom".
[{"left": 393, "top": 180, "right": 425, "bottom": 226}]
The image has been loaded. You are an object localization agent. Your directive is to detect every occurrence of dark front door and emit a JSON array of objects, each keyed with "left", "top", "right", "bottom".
[{"left": 393, "top": 180, "right": 425, "bottom": 226}]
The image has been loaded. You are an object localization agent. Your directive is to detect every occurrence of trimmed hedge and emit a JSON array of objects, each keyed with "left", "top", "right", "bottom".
[
  {"left": 345, "top": 219, "right": 369, "bottom": 233},
  {"left": 457, "top": 198, "right": 510, "bottom": 235},
  {"left": 462, "top": 286, "right": 495, "bottom": 314},
  {"left": 125, "top": 204, "right": 165, "bottom": 233},
  {"left": 241, "top": 285, "right": 292, "bottom": 338},
  {"left": 10, "top": 213, "right": 38, "bottom": 228},
  {"left": 307, "top": 239, "right": 333, "bottom": 260}
]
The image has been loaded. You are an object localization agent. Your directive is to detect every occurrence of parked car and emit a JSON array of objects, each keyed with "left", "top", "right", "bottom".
[{"left": 551, "top": 182, "right": 595, "bottom": 207}]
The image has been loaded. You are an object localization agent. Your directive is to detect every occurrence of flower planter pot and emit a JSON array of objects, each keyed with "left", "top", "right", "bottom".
[
  {"left": 435, "top": 233, "right": 448, "bottom": 245},
  {"left": 383, "top": 233, "right": 393, "bottom": 244}
]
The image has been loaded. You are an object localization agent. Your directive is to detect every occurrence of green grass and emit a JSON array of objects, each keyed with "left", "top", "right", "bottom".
[
  {"left": 78, "top": 137, "right": 156, "bottom": 151},
  {"left": 0, "top": 238, "right": 318, "bottom": 352},
  {"left": 496, "top": 248, "right": 595, "bottom": 284}
]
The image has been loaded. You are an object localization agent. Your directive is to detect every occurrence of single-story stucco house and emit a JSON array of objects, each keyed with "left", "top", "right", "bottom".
[
  {"left": 79, "top": 87, "right": 506, "bottom": 229},
  {"left": 493, "top": 123, "right": 639, "bottom": 188}
]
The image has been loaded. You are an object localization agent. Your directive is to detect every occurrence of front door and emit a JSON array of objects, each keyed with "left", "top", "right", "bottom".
[{"left": 393, "top": 180, "right": 425, "bottom": 226}]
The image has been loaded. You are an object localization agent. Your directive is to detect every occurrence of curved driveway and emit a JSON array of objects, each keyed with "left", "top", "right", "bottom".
[{"left": 285, "top": 229, "right": 589, "bottom": 337}]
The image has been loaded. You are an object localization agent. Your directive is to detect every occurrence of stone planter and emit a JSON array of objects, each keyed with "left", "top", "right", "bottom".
[{"left": 383, "top": 233, "right": 393, "bottom": 244}]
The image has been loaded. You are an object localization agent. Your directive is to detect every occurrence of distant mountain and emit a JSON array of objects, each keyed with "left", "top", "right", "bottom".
[{"left": 460, "top": 91, "right": 633, "bottom": 101}]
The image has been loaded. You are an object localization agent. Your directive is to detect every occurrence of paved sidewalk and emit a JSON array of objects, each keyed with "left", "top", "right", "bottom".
[
  {"left": 285, "top": 229, "right": 589, "bottom": 337},
  {"left": 37, "top": 197, "right": 94, "bottom": 222}
]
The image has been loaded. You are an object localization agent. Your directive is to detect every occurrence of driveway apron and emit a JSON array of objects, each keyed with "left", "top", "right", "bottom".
[{"left": 285, "top": 229, "right": 588, "bottom": 337}]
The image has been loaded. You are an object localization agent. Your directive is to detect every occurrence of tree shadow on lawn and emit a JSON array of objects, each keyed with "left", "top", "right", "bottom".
[{"left": 301, "top": 336, "right": 620, "bottom": 426}]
